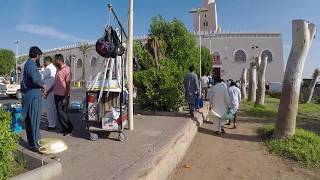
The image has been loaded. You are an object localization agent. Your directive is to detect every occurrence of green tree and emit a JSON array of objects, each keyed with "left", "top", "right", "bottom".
[
  {"left": 199, "top": 47, "right": 212, "bottom": 76},
  {"left": 0, "top": 49, "right": 15, "bottom": 75},
  {"left": 134, "top": 16, "right": 212, "bottom": 110},
  {"left": 134, "top": 41, "right": 155, "bottom": 70},
  {"left": 17, "top": 55, "right": 28, "bottom": 65}
]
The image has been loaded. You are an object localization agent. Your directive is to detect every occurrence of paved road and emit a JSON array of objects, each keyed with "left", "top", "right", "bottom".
[
  {"left": 0, "top": 95, "right": 19, "bottom": 105},
  {"left": 0, "top": 88, "right": 85, "bottom": 105}
]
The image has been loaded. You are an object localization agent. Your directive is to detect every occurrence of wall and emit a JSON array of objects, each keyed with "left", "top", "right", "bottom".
[{"left": 197, "top": 33, "right": 284, "bottom": 82}]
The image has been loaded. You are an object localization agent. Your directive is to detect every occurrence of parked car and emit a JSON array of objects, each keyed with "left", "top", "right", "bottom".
[
  {"left": 269, "top": 82, "right": 283, "bottom": 93},
  {"left": 6, "top": 83, "right": 21, "bottom": 99},
  {"left": 0, "top": 77, "right": 7, "bottom": 95}
]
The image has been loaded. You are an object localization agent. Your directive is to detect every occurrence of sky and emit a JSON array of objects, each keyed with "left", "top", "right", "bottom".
[{"left": 0, "top": 0, "right": 319, "bottom": 78}]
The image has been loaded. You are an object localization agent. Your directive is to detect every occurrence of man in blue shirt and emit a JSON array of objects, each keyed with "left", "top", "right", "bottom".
[{"left": 21, "top": 46, "right": 46, "bottom": 152}]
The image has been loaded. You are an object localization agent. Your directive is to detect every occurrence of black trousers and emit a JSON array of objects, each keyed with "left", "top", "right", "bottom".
[{"left": 54, "top": 95, "right": 73, "bottom": 133}]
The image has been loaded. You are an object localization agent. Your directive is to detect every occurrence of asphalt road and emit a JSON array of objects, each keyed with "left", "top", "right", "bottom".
[{"left": 0, "top": 88, "right": 86, "bottom": 106}]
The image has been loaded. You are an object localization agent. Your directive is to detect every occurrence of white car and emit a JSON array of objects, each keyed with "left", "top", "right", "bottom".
[
  {"left": 6, "top": 83, "right": 21, "bottom": 99},
  {"left": 0, "top": 77, "right": 7, "bottom": 95}
]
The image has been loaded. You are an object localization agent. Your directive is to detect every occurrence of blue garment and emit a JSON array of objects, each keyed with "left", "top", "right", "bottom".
[
  {"left": 21, "top": 59, "right": 43, "bottom": 148},
  {"left": 183, "top": 72, "right": 199, "bottom": 113}
]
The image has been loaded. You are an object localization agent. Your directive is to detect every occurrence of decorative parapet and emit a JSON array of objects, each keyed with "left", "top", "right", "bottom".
[{"left": 17, "top": 30, "right": 281, "bottom": 58}]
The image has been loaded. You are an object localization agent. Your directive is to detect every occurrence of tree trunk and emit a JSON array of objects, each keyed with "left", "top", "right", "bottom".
[
  {"left": 241, "top": 68, "right": 248, "bottom": 99},
  {"left": 247, "top": 62, "right": 257, "bottom": 102},
  {"left": 82, "top": 53, "right": 86, "bottom": 87},
  {"left": 273, "top": 20, "right": 316, "bottom": 139},
  {"left": 255, "top": 56, "right": 268, "bottom": 106},
  {"left": 304, "top": 68, "right": 320, "bottom": 103}
]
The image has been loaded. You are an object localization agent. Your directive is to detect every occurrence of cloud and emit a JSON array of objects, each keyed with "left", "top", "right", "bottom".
[{"left": 17, "top": 24, "right": 87, "bottom": 42}]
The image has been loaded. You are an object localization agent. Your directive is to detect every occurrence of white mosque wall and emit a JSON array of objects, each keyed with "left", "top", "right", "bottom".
[{"left": 197, "top": 33, "right": 284, "bottom": 82}]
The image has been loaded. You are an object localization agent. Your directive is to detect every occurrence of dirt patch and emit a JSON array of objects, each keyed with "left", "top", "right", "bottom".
[{"left": 169, "top": 118, "right": 320, "bottom": 180}]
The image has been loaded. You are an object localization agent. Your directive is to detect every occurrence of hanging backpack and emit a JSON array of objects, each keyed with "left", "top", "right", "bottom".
[{"left": 96, "top": 26, "right": 125, "bottom": 58}]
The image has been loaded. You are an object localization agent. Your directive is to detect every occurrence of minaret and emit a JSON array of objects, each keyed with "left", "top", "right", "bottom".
[{"left": 193, "top": 0, "right": 220, "bottom": 33}]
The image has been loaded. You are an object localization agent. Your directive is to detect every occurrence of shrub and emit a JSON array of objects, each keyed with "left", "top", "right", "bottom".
[
  {"left": 134, "top": 59, "right": 185, "bottom": 111},
  {"left": 0, "top": 109, "right": 19, "bottom": 179},
  {"left": 258, "top": 125, "right": 320, "bottom": 167},
  {"left": 266, "top": 91, "right": 281, "bottom": 99}
]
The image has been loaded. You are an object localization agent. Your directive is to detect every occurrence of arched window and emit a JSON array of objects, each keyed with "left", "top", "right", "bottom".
[
  {"left": 234, "top": 50, "right": 246, "bottom": 62},
  {"left": 261, "top": 50, "right": 273, "bottom": 63},
  {"left": 65, "top": 59, "right": 71, "bottom": 66},
  {"left": 213, "top": 52, "right": 221, "bottom": 65},
  {"left": 64, "top": 56, "right": 71, "bottom": 66},
  {"left": 77, "top": 59, "right": 82, "bottom": 68},
  {"left": 91, "top": 57, "right": 97, "bottom": 67}
]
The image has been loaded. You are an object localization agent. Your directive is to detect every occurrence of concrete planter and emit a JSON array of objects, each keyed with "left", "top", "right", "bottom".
[{"left": 10, "top": 147, "right": 62, "bottom": 180}]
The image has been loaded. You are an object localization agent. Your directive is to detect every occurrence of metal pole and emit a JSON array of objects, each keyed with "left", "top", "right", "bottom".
[
  {"left": 127, "top": 0, "right": 134, "bottom": 130},
  {"left": 198, "top": 11, "right": 202, "bottom": 92},
  {"left": 73, "top": 57, "right": 76, "bottom": 85},
  {"left": 108, "top": 4, "right": 128, "bottom": 40},
  {"left": 14, "top": 40, "right": 20, "bottom": 83},
  {"left": 189, "top": 8, "right": 207, "bottom": 95}
]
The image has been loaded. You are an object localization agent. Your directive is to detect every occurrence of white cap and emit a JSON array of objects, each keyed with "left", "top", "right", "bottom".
[{"left": 208, "top": 0, "right": 215, "bottom": 4}]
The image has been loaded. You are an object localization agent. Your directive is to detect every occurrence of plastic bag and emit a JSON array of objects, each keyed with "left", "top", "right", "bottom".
[
  {"left": 195, "top": 97, "right": 203, "bottom": 109},
  {"left": 223, "top": 110, "right": 233, "bottom": 120}
]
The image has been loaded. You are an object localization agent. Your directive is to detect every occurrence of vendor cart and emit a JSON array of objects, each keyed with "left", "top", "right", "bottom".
[
  {"left": 83, "top": 3, "right": 130, "bottom": 141},
  {"left": 85, "top": 88, "right": 127, "bottom": 141}
]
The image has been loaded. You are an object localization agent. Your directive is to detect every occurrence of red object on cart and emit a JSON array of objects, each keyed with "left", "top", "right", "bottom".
[
  {"left": 116, "top": 112, "right": 128, "bottom": 125},
  {"left": 88, "top": 95, "right": 95, "bottom": 103}
]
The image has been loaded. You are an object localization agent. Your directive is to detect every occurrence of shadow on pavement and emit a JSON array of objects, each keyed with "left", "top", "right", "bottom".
[{"left": 198, "top": 126, "right": 261, "bottom": 142}]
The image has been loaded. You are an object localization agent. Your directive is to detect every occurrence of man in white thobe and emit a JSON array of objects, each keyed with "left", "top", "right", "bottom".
[
  {"left": 42, "top": 56, "right": 58, "bottom": 130},
  {"left": 208, "top": 78, "right": 231, "bottom": 134},
  {"left": 228, "top": 81, "right": 241, "bottom": 128}
]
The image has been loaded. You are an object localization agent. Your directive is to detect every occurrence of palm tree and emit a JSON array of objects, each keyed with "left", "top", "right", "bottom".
[{"left": 79, "top": 42, "right": 91, "bottom": 87}]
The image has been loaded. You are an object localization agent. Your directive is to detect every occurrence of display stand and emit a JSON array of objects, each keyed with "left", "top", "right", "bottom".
[{"left": 84, "top": 4, "right": 128, "bottom": 141}]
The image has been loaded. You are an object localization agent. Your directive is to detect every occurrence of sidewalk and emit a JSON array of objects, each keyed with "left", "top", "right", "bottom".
[{"left": 19, "top": 113, "right": 197, "bottom": 180}]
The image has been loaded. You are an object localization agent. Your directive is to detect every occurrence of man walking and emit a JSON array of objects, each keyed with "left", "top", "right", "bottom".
[
  {"left": 201, "top": 74, "right": 209, "bottom": 100},
  {"left": 42, "top": 56, "right": 58, "bottom": 130},
  {"left": 52, "top": 54, "right": 74, "bottom": 136},
  {"left": 183, "top": 65, "right": 199, "bottom": 117},
  {"left": 21, "top": 46, "right": 46, "bottom": 151},
  {"left": 208, "top": 78, "right": 230, "bottom": 134}
]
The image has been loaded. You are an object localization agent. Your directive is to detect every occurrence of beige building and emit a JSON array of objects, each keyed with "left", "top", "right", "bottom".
[{"left": 193, "top": 0, "right": 284, "bottom": 82}]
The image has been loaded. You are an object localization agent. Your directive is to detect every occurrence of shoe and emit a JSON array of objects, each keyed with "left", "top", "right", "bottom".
[
  {"left": 28, "top": 146, "right": 39, "bottom": 153},
  {"left": 221, "top": 128, "right": 226, "bottom": 134},
  {"left": 233, "top": 123, "right": 237, "bottom": 129},
  {"left": 63, "top": 130, "right": 74, "bottom": 136},
  {"left": 47, "top": 126, "right": 56, "bottom": 131}
]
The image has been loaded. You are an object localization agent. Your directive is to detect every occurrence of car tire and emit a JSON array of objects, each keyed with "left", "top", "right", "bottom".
[
  {"left": 16, "top": 90, "right": 22, "bottom": 100},
  {"left": 9, "top": 94, "right": 14, "bottom": 99}
]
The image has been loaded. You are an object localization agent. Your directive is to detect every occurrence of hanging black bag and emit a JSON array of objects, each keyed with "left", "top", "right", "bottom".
[{"left": 96, "top": 26, "right": 125, "bottom": 58}]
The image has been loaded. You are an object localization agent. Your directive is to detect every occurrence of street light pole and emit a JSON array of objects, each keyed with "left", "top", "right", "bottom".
[
  {"left": 72, "top": 56, "right": 76, "bottom": 85},
  {"left": 189, "top": 8, "right": 208, "bottom": 93},
  {"left": 127, "top": 0, "right": 134, "bottom": 130},
  {"left": 14, "top": 40, "right": 20, "bottom": 83}
]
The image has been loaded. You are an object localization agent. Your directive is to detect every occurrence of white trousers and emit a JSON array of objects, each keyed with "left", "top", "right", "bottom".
[
  {"left": 47, "top": 107, "right": 58, "bottom": 128},
  {"left": 214, "top": 118, "right": 225, "bottom": 132}
]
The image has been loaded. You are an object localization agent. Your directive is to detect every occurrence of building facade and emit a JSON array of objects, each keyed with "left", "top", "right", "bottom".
[{"left": 193, "top": 0, "right": 284, "bottom": 82}]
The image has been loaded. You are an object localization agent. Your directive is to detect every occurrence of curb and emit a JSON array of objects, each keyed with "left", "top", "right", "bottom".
[
  {"left": 10, "top": 147, "right": 62, "bottom": 180},
  {"left": 115, "top": 116, "right": 198, "bottom": 180}
]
